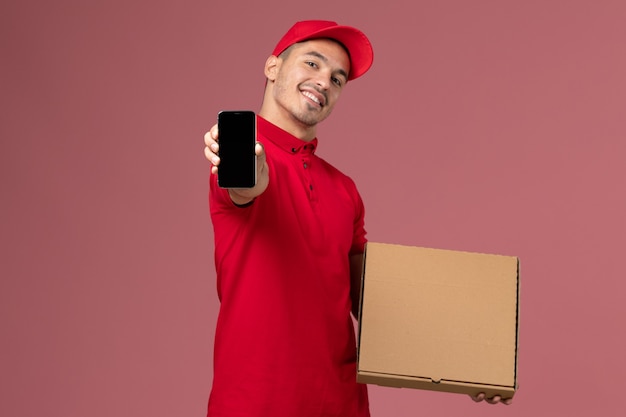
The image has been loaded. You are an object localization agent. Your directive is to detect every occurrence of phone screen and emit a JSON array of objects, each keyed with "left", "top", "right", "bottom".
[{"left": 217, "top": 111, "right": 256, "bottom": 188}]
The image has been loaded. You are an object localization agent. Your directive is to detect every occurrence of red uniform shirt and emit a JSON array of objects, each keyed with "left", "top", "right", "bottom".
[{"left": 208, "top": 116, "right": 369, "bottom": 417}]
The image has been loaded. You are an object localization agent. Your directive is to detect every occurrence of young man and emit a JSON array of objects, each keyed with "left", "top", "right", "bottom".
[
  {"left": 203, "top": 20, "right": 510, "bottom": 416},
  {"left": 204, "top": 20, "right": 372, "bottom": 417}
]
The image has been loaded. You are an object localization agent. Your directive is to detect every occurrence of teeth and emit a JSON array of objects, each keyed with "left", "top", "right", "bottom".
[{"left": 302, "top": 91, "right": 321, "bottom": 105}]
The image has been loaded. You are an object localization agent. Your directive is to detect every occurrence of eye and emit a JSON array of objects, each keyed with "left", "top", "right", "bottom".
[
  {"left": 305, "top": 61, "right": 318, "bottom": 68},
  {"left": 332, "top": 77, "right": 343, "bottom": 87}
]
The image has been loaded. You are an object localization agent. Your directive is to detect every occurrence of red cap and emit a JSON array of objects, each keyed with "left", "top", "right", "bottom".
[{"left": 271, "top": 20, "right": 373, "bottom": 81}]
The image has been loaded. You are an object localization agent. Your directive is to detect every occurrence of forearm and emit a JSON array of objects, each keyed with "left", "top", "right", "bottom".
[{"left": 228, "top": 189, "right": 257, "bottom": 206}]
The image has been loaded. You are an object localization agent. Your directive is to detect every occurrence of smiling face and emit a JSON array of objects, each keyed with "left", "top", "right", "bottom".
[{"left": 260, "top": 38, "right": 351, "bottom": 140}]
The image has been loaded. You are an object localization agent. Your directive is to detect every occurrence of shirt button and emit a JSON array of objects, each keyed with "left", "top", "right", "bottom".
[{"left": 303, "top": 162, "right": 308, "bottom": 169}]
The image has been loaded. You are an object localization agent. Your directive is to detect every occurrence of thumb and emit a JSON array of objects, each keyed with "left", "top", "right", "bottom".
[{"left": 255, "top": 142, "right": 266, "bottom": 164}]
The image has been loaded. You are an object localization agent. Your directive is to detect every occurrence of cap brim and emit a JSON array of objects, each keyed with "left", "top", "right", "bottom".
[{"left": 309, "top": 25, "right": 373, "bottom": 80}]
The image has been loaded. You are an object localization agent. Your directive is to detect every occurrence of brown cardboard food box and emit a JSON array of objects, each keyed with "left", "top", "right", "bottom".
[{"left": 357, "top": 242, "right": 520, "bottom": 399}]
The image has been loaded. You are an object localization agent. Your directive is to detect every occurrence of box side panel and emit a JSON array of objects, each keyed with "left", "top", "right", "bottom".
[
  {"left": 356, "top": 244, "right": 369, "bottom": 363},
  {"left": 357, "top": 371, "right": 516, "bottom": 399},
  {"left": 514, "top": 258, "right": 521, "bottom": 389}
]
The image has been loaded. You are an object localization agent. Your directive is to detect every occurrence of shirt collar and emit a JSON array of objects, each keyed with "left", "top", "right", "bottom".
[{"left": 257, "top": 115, "right": 318, "bottom": 155}]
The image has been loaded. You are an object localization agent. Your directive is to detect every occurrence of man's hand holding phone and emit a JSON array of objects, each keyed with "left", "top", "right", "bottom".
[{"left": 204, "top": 119, "right": 269, "bottom": 206}]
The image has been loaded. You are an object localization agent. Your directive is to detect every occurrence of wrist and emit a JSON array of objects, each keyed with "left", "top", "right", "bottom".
[{"left": 228, "top": 189, "right": 255, "bottom": 206}]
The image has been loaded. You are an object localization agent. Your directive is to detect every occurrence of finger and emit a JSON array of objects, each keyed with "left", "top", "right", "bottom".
[
  {"left": 204, "top": 124, "right": 219, "bottom": 145},
  {"left": 255, "top": 141, "right": 265, "bottom": 157},
  {"left": 471, "top": 392, "right": 485, "bottom": 402},
  {"left": 486, "top": 395, "right": 501, "bottom": 404},
  {"left": 204, "top": 135, "right": 219, "bottom": 154},
  {"left": 204, "top": 131, "right": 213, "bottom": 147},
  {"left": 255, "top": 142, "right": 266, "bottom": 167},
  {"left": 502, "top": 397, "right": 513, "bottom": 405},
  {"left": 204, "top": 145, "right": 220, "bottom": 166}
]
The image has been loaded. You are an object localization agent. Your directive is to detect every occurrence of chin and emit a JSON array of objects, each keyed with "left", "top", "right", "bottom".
[{"left": 294, "top": 113, "right": 324, "bottom": 127}]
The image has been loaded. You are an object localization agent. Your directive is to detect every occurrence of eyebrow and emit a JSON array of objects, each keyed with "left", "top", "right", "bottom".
[{"left": 304, "top": 51, "right": 349, "bottom": 81}]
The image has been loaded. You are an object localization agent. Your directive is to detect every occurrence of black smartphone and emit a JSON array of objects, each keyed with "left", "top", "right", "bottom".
[{"left": 217, "top": 110, "right": 256, "bottom": 188}]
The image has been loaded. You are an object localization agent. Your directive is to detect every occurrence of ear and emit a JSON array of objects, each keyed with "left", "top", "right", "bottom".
[{"left": 264, "top": 55, "right": 280, "bottom": 81}]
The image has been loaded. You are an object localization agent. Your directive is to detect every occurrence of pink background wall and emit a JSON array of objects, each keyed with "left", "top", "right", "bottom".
[{"left": 2, "top": 1, "right": 624, "bottom": 416}]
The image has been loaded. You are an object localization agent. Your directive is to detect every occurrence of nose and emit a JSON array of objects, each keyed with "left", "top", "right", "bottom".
[{"left": 314, "top": 70, "right": 331, "bottom": 90}]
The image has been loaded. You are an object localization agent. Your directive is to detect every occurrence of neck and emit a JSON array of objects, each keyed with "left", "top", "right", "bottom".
[
  {"left": 259, "top": 110, "right": 317, "bottom": 142},
  {"left": 259, "top": 88, "right": 317, "bottom": 142}
]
